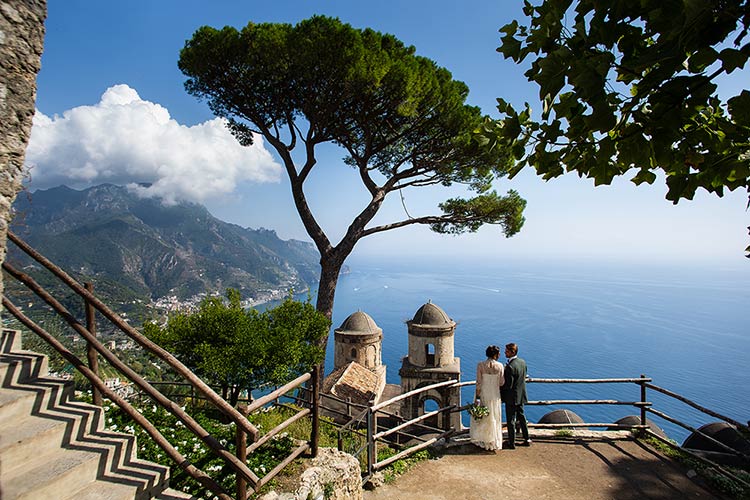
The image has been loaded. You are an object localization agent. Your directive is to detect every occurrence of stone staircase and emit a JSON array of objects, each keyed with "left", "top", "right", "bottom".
[{"left": 0, "top": 329, "right": 193, "bottom": 499}]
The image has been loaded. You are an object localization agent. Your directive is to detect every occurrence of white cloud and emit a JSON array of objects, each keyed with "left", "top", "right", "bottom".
[{"left": 25, "top": 84, "right": 281, "bottom": 203}]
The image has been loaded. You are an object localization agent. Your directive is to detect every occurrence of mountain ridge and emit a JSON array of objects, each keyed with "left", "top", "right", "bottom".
[{"left": 9, "top": 184, "right": 319, "bottom": 302}]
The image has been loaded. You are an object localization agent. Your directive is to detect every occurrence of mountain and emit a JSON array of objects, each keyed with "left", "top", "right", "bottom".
[{"left": 8, "top": 184, "right": 320, "bottom": 302}]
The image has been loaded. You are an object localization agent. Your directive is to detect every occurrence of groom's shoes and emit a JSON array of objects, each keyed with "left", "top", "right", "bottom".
[
  {"left": 503, "top": 441, "right": 516, "bottom": 449},
  {"left": 520, "top": 439, "right": 532, "bottom": 447}
]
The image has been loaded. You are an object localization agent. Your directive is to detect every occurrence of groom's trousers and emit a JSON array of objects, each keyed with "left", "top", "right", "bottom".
[{"left": 506, "top": 403, "right": 529, "bottom": 446}]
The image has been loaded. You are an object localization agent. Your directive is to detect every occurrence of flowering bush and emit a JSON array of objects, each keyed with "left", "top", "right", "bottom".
[
  {"left": 81, "top": 394, "right": 297, "bottom": 499},
  {"left": 467, "top": 402, "right": 489, "bottom": 420}
]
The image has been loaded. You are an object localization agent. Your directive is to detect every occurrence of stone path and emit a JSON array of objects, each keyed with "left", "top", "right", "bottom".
[{"left": 363, "top": 433, "right": 726, "bottom": 500}]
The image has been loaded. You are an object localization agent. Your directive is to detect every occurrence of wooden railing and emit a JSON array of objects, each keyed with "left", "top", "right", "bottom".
[
  {"left": 524, "top": 376, "right": 654, "bottom": 430},
  {"left": 2, "top": 231, "right": 320, "bottom": 499},
  {"left": 524, "top": 376, "right": 750, "bottom": 489},
  {"left": 339, "top": 374, "right": 749, "bottom": 488}
]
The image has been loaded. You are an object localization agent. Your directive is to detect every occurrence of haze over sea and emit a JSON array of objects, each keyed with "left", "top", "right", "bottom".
[{"left": 322, "top": 256, "right": 750, "bottom": 443}]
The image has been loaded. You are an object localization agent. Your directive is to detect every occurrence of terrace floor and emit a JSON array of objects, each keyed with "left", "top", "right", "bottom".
[{"left": 363, "top": 431, "right": 727, "bottom": 500}]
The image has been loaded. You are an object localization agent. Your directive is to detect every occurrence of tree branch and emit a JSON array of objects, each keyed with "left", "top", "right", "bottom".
[
  {"left": 360, "top": 214, "right": 453, "bottom": 237},
  {"left": 285, "top": 111, "right": 297, "bottom": 150},
  {"left": 263, "top": 132, "right": 332, "bottom": 256}
]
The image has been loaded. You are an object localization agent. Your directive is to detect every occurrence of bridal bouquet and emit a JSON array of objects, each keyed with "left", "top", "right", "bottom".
[{"left": 467, "top": 401, "right": 489, "bottom": 420}]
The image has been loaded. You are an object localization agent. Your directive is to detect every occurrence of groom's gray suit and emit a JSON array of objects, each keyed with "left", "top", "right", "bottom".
[{"left": 501, "top": 356, "right": 530, "bottom": 448}]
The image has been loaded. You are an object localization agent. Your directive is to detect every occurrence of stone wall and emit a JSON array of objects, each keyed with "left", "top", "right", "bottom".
[
  {"left": 260, "top": 448, "right": 363, "bottom": 500},
  {"left": 0, "top": 0, "right": 46, "bottom": 311}
]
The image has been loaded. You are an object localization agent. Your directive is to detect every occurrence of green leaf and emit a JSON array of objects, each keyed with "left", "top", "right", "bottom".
[
  {"left": 687, "top": 47, "right": 719, "bottom": 73},
  {"left": 728, "top": 90, "right": 750, "bottom": 126},
  {"left": 719, "top": 47, "right": 749, "bottom": 73},
  {"left": 631, "top": 168, "right": 657, "bottom": 185}
]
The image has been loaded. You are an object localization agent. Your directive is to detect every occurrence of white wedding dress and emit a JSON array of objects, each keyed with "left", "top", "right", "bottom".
[{"left": 470, "top": 359, "right": 504, "bottom": 450}]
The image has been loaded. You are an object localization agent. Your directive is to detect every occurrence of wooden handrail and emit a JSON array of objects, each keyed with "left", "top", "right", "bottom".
[
  {"left": 255, "top": 443, "right": 310, "bottom": 490},
  {"left": 529, "top": 422, "right": 646, "bottom": 429},
  {"left": 528, "top": 399, "right": 650, "bottom": 406},
  {"left": 3, "top": 298, "right": 233, "bottom": 500},
  {"left": 373, "top": 428, "right": 454, "bottom": 471},
  {"left": 247, "top": 408, "right": 311, "bottom": 454},
  {"left": 371, "top": 379, "right": 458, "bottom": 412},
  {"left": 646, "top": 408, "right": 748, "bottom": 458},
  {"left": 374, "top": 404, "right": 456, "bottom": 440},
  {"left": 645, "top": 382, "right": 749, "bottom": 431},
  {"left": 528, "top": 377, "right": 653, "bottom": 383},
  {"left": 7, "top": 231, "right": 260, "bottom": 440},
  {"left": 298, "top": 385, "right": 370, "bottom": 411},
  {"left": 245, "top": 372, "right": 311, "bottom": 414},
  {"left": 3, "top": 261, "right": 262, "bottom": 487},
  {"left": 84, "top": 282, "right": 102, "bottom": 406}
]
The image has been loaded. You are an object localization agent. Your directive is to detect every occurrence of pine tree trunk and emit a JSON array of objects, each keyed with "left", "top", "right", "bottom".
[
  {"left": 315, "top": 259, "right": 343, "bottom": 322},
  {"left": 313, "top": 257, "right": 345, "bottom": 387}
]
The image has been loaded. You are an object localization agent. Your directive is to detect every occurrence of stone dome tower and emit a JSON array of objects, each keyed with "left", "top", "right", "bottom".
[
  {"left": 399, "top": 301, "right": 461, "bottom": 431},
  {"left": 407, "top": 301, "right": 457, "bottom": 367},
  {"left": 334, "top": 311, "right": 384, "bottom": 377}
]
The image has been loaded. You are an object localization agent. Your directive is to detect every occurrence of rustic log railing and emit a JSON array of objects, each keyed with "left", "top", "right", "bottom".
[
  {"left": 361, "top": 379, "right": 457, "bottom": 478},
  {"left": 2, "top": 231, "right": 320, "bottom": 499},
  {"left": 346, "top": 373, "right": 748, "bottom": 489},
  {"left": 523, "top": 376, "right": 750, "bottom": 489}
]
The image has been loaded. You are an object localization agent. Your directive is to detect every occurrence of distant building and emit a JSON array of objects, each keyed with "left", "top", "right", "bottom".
[
  {"left": 322, "top": 302, "right": 462, "bottom": 431},
  {"left": 322, "top": 311, "right": 394, "bottom": 420},
  {"left": 399, "top": 301, "right": 461, "bottom": 431}
]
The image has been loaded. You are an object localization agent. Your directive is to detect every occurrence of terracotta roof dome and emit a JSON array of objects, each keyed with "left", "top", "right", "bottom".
[
  {"left": 335, "top": 311, "right": 382, "bottom": 335},
  {"left": 411, "top": 301, "right": 452, "bottom": 326}
]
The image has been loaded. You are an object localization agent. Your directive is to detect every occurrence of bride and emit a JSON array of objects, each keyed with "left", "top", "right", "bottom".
[{"left": 470, "top": 345, "right": 505, "bottom": 451}]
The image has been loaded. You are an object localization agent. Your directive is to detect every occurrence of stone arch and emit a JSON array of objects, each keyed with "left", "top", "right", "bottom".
[
  {"left": 419, "top": 395, "right": 441, "bottom": 428},
  {"left": 366, "top": 344, "right": 376, "bottom": 367}
]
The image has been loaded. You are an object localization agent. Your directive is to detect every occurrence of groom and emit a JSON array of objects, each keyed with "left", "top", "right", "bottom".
[{"left": 501, "top": 342, "right": 530, "bottom": 449}]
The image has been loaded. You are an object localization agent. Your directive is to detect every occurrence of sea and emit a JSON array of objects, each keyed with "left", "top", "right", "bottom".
[{"left": 316, "top": 256, "right": 750, "bottom": 444}]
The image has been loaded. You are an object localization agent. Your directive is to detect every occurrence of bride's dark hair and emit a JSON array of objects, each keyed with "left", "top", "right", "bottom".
[{"left": 485, "top": 345, "right": 500, "bottom": 358}]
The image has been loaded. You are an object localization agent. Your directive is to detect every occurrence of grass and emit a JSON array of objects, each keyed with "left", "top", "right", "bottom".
[
  {"left": 554, "top": 429, "right": 574, "bottom": 437},
  {"left": 375, "top": 447, "right": 437, "bottom": 483},
  {"left": 643, "top": 436, "right": 750, "bottom": 500}
]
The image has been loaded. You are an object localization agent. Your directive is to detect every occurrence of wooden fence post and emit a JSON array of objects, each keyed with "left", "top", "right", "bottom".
[
  {"left": 85, "top": 282, "right": 102, "bottom": 406},
  {"left": 311, "top": 364, "right": 320, "bottom": 458},
  {"left": 236, "top": 403, "right": 249, "bottom": 500},
  {"left": 366, "top": 400, "right": 376, "bottom": 476},
  {"left": 639, "top": 374, "right": 647, "bottom": 437}
]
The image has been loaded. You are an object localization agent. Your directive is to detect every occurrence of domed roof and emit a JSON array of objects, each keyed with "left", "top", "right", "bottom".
[
  {"left": 538, "top": 409, "right": 584, "bottom": 425},
  {"left": 682, "top": 422, "right": 750, "bottom": 453},
  {"left": 609, "top": 416, "right": 668, "bottom": 439},
  {"left": 411, "top": 301, "right": 453, "bottom": 326},
  {"left": 335, "top": 311, "right": 382, "bottom": 335}
]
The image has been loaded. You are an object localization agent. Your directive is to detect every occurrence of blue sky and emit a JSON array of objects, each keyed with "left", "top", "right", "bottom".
[{"left": 27, "top": 0, "right": 750, "bottom": 267}]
